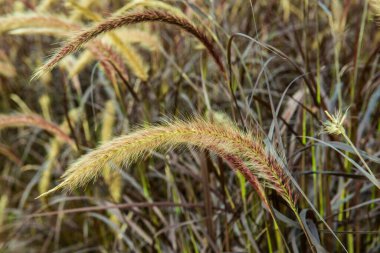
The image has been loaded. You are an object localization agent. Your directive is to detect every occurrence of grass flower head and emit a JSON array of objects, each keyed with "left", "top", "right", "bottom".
[{"left": 323, "top": 109, "right": 348, "bottom": 135}]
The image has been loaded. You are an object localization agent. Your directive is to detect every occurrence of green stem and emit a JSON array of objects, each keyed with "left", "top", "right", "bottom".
[
  {"left": 290, "top": 203, "right": 316, "bottom": 253},
  {"left": 341, "top": 131, "right": 378, "bottom": 183}
]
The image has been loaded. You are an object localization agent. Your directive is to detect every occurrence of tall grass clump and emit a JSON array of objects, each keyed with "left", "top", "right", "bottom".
[
  {"left": 1, "top": 1, "right": 379, "bottom": 252},
  {"left": 39, "top": 117, "right": 321, "bottom": 250}
]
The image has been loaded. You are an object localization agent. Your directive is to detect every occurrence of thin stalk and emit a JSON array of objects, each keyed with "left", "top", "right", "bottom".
[
  {"left": 290, "top": 203, "right": 316, "bottom": 253},
  {"left": 341, "top": 131, "right": 376, "bottom": 179}
]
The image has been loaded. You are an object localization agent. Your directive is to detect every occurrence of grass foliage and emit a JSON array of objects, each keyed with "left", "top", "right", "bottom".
[{"left": 0, "top": 0, "right": 379, "bottom": 252}]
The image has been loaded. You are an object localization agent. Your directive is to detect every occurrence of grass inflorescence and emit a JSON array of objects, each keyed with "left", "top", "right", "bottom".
[
  {"left": 33, "top": 9, "right": 225, "bottom": 80},
  {"left": 39, "top": 118, "right": 292, "bottom": 201}
]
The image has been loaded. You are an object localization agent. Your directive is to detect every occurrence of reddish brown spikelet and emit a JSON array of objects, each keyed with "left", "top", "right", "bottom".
[
  {"left": 223, "top": 153, "right": 270, "bottom": 208},
  {"left": 267, "top": 156, "right": 295, "bottom": 204},
  {"left": 232, "top": 133, "right": 296, "bottom": 205}
]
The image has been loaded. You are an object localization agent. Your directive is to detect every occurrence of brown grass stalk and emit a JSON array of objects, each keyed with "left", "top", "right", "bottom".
[
  {"left": 0, "top": 144, "right": 22, "bottom": 166},
  {"left": 222, "top": 153, "right": 270, "bottom": 208}
]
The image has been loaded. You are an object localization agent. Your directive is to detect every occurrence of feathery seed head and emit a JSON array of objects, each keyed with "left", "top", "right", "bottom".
[
  {"left": 38, "top": 118, "right": 294, "bottom": 210},
  {"left": 322, "top": 109, "right": 348, "bottom": 135},
  {"left": 33, "top": 10, "right": 225, "bottom": 80}
]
